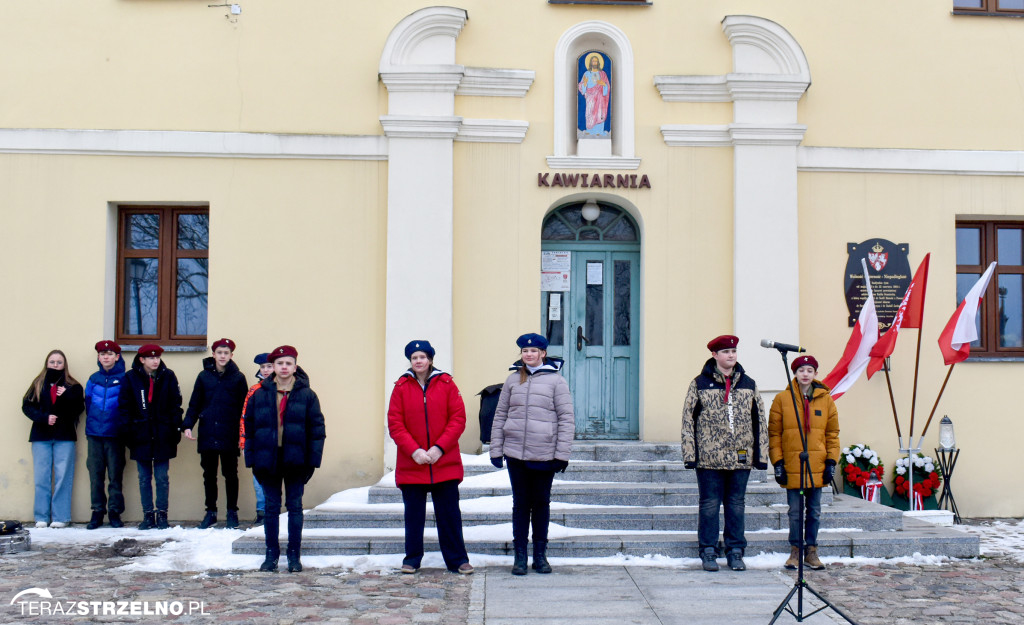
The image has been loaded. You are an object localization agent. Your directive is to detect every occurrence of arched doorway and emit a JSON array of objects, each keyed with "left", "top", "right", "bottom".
[{"left": 541, "top": 201, "right": 640, "bottom": 439}]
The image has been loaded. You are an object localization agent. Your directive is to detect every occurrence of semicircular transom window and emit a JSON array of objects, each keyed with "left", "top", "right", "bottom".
[{"left": 542, "top": 203, "right": 638, "bottom": 242}]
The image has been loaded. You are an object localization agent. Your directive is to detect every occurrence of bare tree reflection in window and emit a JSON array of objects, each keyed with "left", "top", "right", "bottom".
[
  {"left": 124, "top": 258, "right": 159, "bottom": 335},
  {"left": 177, "top": 259, "right": 209, "bottom": 335},
  {"left": 178, "top": 214, "right": 209, "bottom": 250}
]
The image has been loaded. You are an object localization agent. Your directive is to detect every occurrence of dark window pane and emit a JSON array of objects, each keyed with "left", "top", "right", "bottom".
[
  {"left": 956, "top": 227, "right": 981, "bottom": 265},
  {"left": 586, "top": 281, "right": 604, "bottom": 347},
  {"left": 999, "top": 0, "right": 1024, "bottom": 9},
  {"left": 545, "top": 292, "right": 564, "bottom": 346},
  {"left": 542, "top": 216, "right": 575, "bottom": 241},
  {"left": 127, "top": 214, "right": 160, "bottom": 250},
  {"left": 578, "top": 228, "right": 600, "bottom": 241},
  {"left": 593, "top": 207, "right": 617, "bottom": 230},
  {"left": 604, "top": 217, "right": 637, "bottom": 241},
  {"left": 176, "top": 258, "right": 209, "bottom": 336},
  {"left": 560, "top": 206, "right": 584, "bottom": 230},
  {"left": 956, "top": 273, "right": 983, "bottom": 347},
  {"left": 998, "top": 275, "right": 1023, "bottom": 347},
  {"left": 997, "top": 228, "right": 1023, "bottom": 266},
  {"left": 614, "top": 260, "right": 631, "bottom": 346},
  {"left": 123, "top": 258, "right": 159, "bottom": 335},
  {"left": 178, "top": 214, "right": 210, "bottom": 250}
]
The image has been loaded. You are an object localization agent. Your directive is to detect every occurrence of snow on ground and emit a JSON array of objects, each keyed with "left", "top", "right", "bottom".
[{"left": 958, "top": 518, "right": 1024, "bottom": 562}]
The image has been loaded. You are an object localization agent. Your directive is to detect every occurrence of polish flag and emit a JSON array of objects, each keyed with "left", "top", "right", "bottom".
[
  {"left": 938, "top": 262, "right": 997, "bottom": 365},
  {"left": 866, "top": 254, "right": 930, "bottom": 379},
  {"left": 824, "top": 262, "right": 880, "bottom": 399}
]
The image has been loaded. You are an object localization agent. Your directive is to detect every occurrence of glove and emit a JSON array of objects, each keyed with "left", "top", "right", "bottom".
[
  {"left": 822, "top": 460, "right": 836, "bottom": 485},
  {"left": 551, "top": 459, "right": 569, "bottom": 473},
  {"left": 754, "top": 461, "right": 768, "bottom": 471},
  {"left": 684, "top": 462, "right": 696, "bottom": 470},
  {"left": 490, "top": 456, "right": 503, "bottom": 469},
  {"left": 304, "top": 466, "right": 315, "bottom": 484},
  {"left": 774, "top": 461, "right": 787, "bottom": 486}
]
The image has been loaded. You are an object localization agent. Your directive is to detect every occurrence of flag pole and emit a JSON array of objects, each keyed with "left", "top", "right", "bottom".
[
  {"left": 917, "top": 363, "right": 956, "bottom": 449},
  {"left": 907, "top": 321, "right": 925, "bottom": 441},
  {"left": 882, "top": 365, "right": 903, "bottom": 448}
]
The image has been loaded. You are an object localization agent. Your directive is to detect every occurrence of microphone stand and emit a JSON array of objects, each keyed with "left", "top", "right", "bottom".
[{"left": 769, "top": 348, "right": 858, "bottom": 625}]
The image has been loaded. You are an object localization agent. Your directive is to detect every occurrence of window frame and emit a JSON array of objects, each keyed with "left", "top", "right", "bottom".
[
  {"left": 955, "top": 219, "right": 1024, "bottom": 358},
  {"left": 953, "top": 0, "right": 1024, "bottom": 16},
  {"left": 115, "top": 205, "right": 210, "bottom": 347}
]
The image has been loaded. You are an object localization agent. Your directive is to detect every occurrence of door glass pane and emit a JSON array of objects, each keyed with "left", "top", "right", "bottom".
[
  {"left": 176, "top": 258, "right": 209, "bottom": 336},
  {"left": 127, "top": 214, "right": 160, "bottom": 250},
  {"left": 177, "top": 214, "right": 210, "bottom": 250},
  {"left": 998, "top": 274, "right": 1023, "bottom": 347},
  {"left": 542, "top": 216, "right": 574, "bottom": 241},
  {"left": 604, "top": 218, "right": 637, "bottom": 241},
  {"left": 614, "top": 260, "right": 631, "bottom": 346},
  {"left": 997, "top": 228, "right": 1023, "bottom": 266},
  {"left": 956, "top": 273, "right": 983, "bottom": 347},
  {"left": 586, "top": 262, "right": 604, "bottom": 347},
  {"left": 955, "top": 227, "right": 981, "bottom": 265},
  {"left": 123, "top": 258, "right": 159, "bottom": 335},
  {"left": 545, "top": 292, "right": 564, "bottom": 346},
  {"left": 579, "top": 229, "right": 600, "bottom": 241}
]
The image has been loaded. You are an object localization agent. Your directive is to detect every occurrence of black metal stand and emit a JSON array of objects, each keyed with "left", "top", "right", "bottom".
[
  {"left": 934, "top": 448, "right": 962, "bottom": 524},
  {"left": 769, "top": 350, "right": 858, "bottom": 625}
]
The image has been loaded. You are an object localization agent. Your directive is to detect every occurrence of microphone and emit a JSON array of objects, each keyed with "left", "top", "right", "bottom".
[{"left": 760, "top": 339, "right": 806, "bottom": 353}]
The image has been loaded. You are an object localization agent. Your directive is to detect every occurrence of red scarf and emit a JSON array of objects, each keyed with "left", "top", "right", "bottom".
[
  {"left": 802, "top": 393, "right": 811, "bottom": 433},
  {"left": 49, "top": 384, "right": 58, "bottom": 405},
  {"left": 277, "top": 390, "right": 290, "bottom": 425},
  {"left": 148, "top": 376, "right": 155, "bottom": 403}
]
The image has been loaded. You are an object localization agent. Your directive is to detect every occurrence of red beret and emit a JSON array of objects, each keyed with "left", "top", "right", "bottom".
[
  {"left": 94, "top": 340, "right": 121, "bottom": 354},
  {"left": 791, "top": 355, "right": 819, "bottom": 373},
  {"left": 270, "top": 345, "right": 298, "bottom": 362},
  {"left": 707, "top": 335, "right": 739, "bottom": 352},
  {"left": 211, "top": 338, "right": 236, "bottom": 352},
  {"left": 138, "top": 344, "right": 164, "bottom": 358}
]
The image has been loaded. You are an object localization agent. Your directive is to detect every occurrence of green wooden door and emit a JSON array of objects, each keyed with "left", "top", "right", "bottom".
[{"left": 541, "top": 203, "right": 640, "bottom": 439}]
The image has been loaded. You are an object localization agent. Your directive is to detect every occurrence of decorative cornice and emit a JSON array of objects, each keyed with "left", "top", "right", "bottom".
[
  {"left": 798, "top": 146, "right": 1024, "bottom": 176},
  {"left": 457, "top": 67, "right": 535, "bottom": 97},
  {"left": 545, "top": 155, "right": 642, "bottom": 170},
  {"left": 722, "top": 15, "right": 811, "bottom": 80},
  {"left": 379, "top": 115, "right": 462, "bottom": 139},
  {"left": 654, "top": 74, "right": 808, "bottom": 103},
  {"left": 0, "top": 128, "right": 388, "bottom": 160},
  {"left": 379, "top": 7, "right": 467, "bottom": 73},
  {"left": 456, "top": 119, "right": 529, "bottom": 143},
  {"left": 660, "top": 123, "right": 806, "bottom": 147},
  {"left": 379, "top": 66, "right": 464, "bottom": 93},
  {"left": 661, "top": 125, "right": 732, "bottom": 147},
  {"left": 653, "top": 75, "right": 730, "bottom": 102}
]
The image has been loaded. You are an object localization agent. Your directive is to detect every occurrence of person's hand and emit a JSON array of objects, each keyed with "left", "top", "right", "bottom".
[
  {"left": 754, "top": 461, "right": 768, "bottom": 471},
  {"left": 684, "top": 462, "right": 696, "bottom": 470},
  {"left": 47, "top": 415, "right": 58, "bottom": 426},
  {"left": 551, "top": 459, "right": 569, "bottom": 473},
  {"left": 774, "top": 461, "right": 787, "bottom": 486},
  {"left": 426, "top": 446, "right": 443, "bottom": 464},
  {"left": 55, "top": 386, "right": 66, "bottom": 397},
  {"left": 490, "top": 456, "right": 503, "bottom": 469},
  {"left": 183, "top": 428, "right": 195, "bottom": 440},
  {"left": 412, "top": 449, "right": 431, "bottom": 465},
  {"left": 304, "top": 466, "right": 315, "bottom": 484},
  {"left": 822, "top": 460, "right": 836, "bottom": 485}
]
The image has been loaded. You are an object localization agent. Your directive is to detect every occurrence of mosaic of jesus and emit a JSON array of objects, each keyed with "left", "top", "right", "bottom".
[{"left": 577, "top": 51, "right": 611, "bottom": 138}]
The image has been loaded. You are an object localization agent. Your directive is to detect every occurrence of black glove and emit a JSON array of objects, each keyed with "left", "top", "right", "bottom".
[
  {"left": 774, "top": 461, "right": 787, "bottom": 486},
  {"left": 490, "top": 456, "right": 503, "bottom": 469},
  {"left": 304, "top": 466, "right": 315, "bottom": 484},
  {"left": 551, "top": 459, "right": 569, "bottom": 473},
  {"left": 754, "top": 461, "right": 768, "bottom": 471},
  {"left": 684, "top": 462, "right": 696, "bottom": 470},
  {"left": 822, "top": 460, "right": 836, "bottom": 485}
]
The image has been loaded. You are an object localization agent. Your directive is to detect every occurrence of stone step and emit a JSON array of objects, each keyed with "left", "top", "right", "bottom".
[
  {"left": 304, "top": 496, "right": 900, "bottom": 532},
  {"left": 367, "top": 481, "right": 831, "bottom": 507},
  {"left": 569, "top": 442, "right": 684, "bottom": 462},
  {"left": 231, "top": 516, "right": 977, "bottom": 559},
  {"left": 464, "top": 461, "right": 767, "bottom": 484}
]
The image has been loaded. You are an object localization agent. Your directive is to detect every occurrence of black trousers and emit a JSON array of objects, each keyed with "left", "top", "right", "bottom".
[
  {"left": 506, "top": 458, "right": 555, "bottom": 550},
  {"left": 200, "top": 449, "right": 239, "bottom": 512},
  {"left": 257, "top": 468, "right": 305, "bottom": 557},
  {"left": 86, "top": 436, "right": 126, "bottom": 514},
  {"left": 399, "top": 480, "right": 470, "bottom": 571}
]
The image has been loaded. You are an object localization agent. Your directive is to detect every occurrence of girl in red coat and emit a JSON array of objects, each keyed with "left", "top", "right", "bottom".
[{"left": 387, "top": 340, "right": 473, "bottom": 575}]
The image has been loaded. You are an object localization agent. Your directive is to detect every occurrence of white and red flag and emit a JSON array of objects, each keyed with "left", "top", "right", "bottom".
[
  {"left": 938, "top": 261, "right": 997, "bottom": 365},
  {"left": 824, "top": 259, "right": 879, "bottom": 399},
  {"left": 866, "top": 254, "right": 930, "bottom": 378}
]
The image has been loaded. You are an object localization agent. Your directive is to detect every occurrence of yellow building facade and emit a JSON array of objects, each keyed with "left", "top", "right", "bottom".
[{"left": 2, "top": 1, "right": 1023, "bottom": 521}]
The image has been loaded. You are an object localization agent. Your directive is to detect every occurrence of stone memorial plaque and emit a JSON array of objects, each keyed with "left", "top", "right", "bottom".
[{"left": 845, "top": 239, "right": 911, "bottom": 330}]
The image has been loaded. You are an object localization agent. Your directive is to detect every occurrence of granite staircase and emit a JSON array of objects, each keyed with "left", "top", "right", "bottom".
[{"left": 232, "top": 442, "right": 978, "bottom": 559}]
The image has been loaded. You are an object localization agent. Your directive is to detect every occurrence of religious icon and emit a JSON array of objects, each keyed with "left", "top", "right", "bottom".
[{"left": 577, "top": 51, "right": 611, "bottom": 139}]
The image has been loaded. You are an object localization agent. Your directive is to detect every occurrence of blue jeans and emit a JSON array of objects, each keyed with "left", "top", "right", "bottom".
[
  {"left": 787, "top": 487, "right": 823, "bottom": 547},
  {"left": 32, "top": 441, "right": 76, "bottom": 524},
  {"left": 399, "top": 480, "right": 469, "bottom": 571},
  {"left": 253, "top": 474, "right": 265, "bottom": 512},
  {"left": 136, "top": 460, "right": 170, "bottom": 514},
  {"left": 696, "top": 468, "right": 750, "bottom": 554}
]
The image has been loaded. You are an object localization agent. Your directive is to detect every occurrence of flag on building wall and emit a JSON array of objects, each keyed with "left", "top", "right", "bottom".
[
  {"left": 866, "top": 254, "right": 930, "bottom": 378},
  {"left": 938, "top": 261, "right": 997, "bottom": 365},
  {"left": 824, "top": 263, "right": 879, "bottom": 399}
]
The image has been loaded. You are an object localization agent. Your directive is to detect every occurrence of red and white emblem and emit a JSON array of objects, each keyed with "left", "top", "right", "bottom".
[{"left": 867, "top": 243, "right": 888, "bottom": 272}]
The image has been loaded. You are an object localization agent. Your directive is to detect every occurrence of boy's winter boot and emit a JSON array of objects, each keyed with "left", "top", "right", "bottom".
[
  {"left": 86, "top": 511, "right": 105, "bottom": 530},
  {"left": 700, "top": 547, "right": 719, "bottom": 572},
  {"left": 287, "top": 548, "right": 303, "bottom": 573},
  {"left": 785, "top": 546, "right": 800, "bottom": 570},
  {"left": 225, "top": 511, "right": 239, "bottom": 529},
  {"left": 511, "top": 546, "right": 528, "bottom": 576},
  {"left": 253, "top": 511, "right": 265, "bottom": 526},
  {"left": 531, "top": 541, "right": 552, "bottom": 574},
  {"left": 199, "top": 510, "right": 217, "bottom": 529},
  {"left": 804, "top": 546, "right": 824, "bottom": 570},
  {"left": 726, "top": 549, "right": 746, "bottom": 571},
  {"left": 108, "top": 511, "right": 124, "bottom": 528},
  {"left": 138, "top": 512, "right": 156, "bottom": 531},
  {"left": 260, "top": 549, "right": 279, "bottom": 572},
  {"left": 156, "top": 511, "right": 169, "bottom": 530}
]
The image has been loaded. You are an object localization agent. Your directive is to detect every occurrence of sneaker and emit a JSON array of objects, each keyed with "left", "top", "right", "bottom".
[
  {"left": 199, "top": 511, "right": 217, "bottom": 529},
  {"left": 253, "top": 511, "right": 265, "bottom": 527},
  {"left": 401, "top": 564, "right": 418, "bottom": 574},
  {"left": 49, "top": 522, "right": 67, "bottom": 528},
  {"left": 700, "top": 548, "right": 719, "bottom": 572},
  {"left": 34, "top": 522, "right": 48, "bottom": 529},
  {"left": 457, "top": 563, "right": 475, "bottom": 575},
  {"left": 726, "top": 549, "right": 746, "bottom": 571}
]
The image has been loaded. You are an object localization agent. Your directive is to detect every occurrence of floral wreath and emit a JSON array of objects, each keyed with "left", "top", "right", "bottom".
[
  {"left": 894, "top": 453, "right": 943, "bottom": 498},
  {"left": 839, "top": 443, "right": 885, "bottom": 487}
]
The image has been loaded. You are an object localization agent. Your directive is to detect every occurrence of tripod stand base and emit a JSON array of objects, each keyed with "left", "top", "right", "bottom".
[{"left": 770, "top": 578, "right": 858, "bottom": 624}]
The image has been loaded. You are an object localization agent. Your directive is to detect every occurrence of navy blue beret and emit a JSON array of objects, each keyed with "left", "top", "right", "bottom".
[
  {"left": 253, "top": 353, "right": 270, "bottom": 365},
  {"left": 516, "top": 333, "right": 549, "bottom": 350},
  {"left": 405, "top": 340, "right": 435, "bottom": 360}
]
